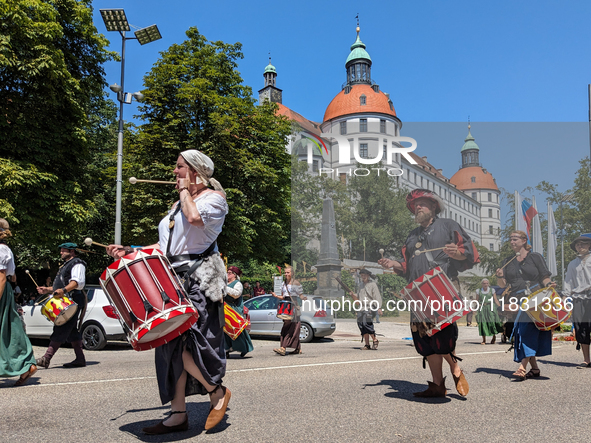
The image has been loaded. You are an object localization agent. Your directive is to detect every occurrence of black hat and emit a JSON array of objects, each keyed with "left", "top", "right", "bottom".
[{"left": 570, "top": 234, "right": 591, "bottom": 252}]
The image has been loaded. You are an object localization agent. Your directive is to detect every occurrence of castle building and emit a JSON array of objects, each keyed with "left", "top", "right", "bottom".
[{"left": 259, "top": 26, "right": 501, "bottom": 250}]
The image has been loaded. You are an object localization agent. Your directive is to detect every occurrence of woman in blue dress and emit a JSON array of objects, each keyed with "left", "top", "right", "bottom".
[
  {"left": 496, "top": 230, "right": 555, "bottom": 380},
  {"left": 224, "top": 266, "right": 253, "bottom": 358}
]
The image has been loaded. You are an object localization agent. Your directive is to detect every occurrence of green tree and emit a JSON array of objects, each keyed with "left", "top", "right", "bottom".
[
  {"left": 345, "top": 163, "right": 415, "bottom": 262},
  {"left": 124, "top": 27, "right": 292, "bottom": 264},
  {"left": 0, "top": 0, "right": 115, "bottom": 249}
]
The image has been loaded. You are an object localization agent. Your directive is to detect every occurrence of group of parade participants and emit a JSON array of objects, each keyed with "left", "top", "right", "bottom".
[{"left": 1, "top": 149, "right": 590, "bottom": 434}]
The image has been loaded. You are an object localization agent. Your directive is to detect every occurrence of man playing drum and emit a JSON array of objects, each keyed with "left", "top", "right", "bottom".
[
  {"left": 36, "top": 243, "right": 87, "bottom": 369},
  {"left": 563, "top": 233, "right": 591, "bottom": 368},
  {"left": 378, "top": 189, "right": 479, "bottom": 397}
]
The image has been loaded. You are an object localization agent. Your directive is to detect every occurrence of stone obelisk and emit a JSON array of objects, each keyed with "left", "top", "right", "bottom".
[{"left": 314, "top": 198, "right": 343, "bottom": 299}]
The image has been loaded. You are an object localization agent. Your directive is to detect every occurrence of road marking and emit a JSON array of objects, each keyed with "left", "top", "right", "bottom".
[
  {"left": 20, "top": 344, "right": 571, "bottom": 387},
  {"left": 19, "top": 376, "right": 156, "bottom": 388}
]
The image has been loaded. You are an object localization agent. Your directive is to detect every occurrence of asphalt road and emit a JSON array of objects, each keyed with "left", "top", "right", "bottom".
[{"left": 2, "top": 322, "right": 590, "bottom": 442}]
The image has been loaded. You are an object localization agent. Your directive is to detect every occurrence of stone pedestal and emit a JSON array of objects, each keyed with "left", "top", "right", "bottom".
[{"left": 314, "top": 198, "right": 343, "bottom": 299}]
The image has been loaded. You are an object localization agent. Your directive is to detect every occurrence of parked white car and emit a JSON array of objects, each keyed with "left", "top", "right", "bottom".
[{"left": 22, "top": 286, "right": 126, "bottom": 350}]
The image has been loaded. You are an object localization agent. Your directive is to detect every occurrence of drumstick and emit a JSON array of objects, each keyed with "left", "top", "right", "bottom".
[
  {"left": 128, "top": 177, "right": 197, "bottom": 185},
  {"left": 25, "top": 270, "right": 40, "bottom": 288},
  {"left": 335, "top": 276, "right": 354, "bottom": 294},
  {"left": 379, "top": 249, "right": 384, "bottom": 259},
  {"left": 84, "top": 237, "right": 109, "bottom": 249},
  {"left": 498, "top": 253, "right": 520, "bottom": 271},
  {"left": 414, "top": 246, "right": 447, "bottom": 256}
]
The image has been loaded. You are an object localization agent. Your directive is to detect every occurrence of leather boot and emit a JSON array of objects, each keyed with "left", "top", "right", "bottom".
[
  {"left": 37, "top": 341, "right": 61, "bottom": 369},
  {"left": 452, "top": 370, "right": 469, "bottom": 396},
  {"left": 63, "top": 340, "right": 86, "bottom": 368},
  {"left": 413, "top": 377, "right": 447, "bottom": 398}
]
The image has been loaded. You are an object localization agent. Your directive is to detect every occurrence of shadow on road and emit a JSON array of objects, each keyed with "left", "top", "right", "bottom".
[
  {"left": 473, "top": 367, "right": 514, "bottom": 378},
  {"left": 117, "top": 402, "right": 230, "bottom": 440},
  {"left": 537, "top": 359, "right": 580, "bottom": 368},
  {"left": 362, "top": 379, "right": 452, "bottom": 403}
]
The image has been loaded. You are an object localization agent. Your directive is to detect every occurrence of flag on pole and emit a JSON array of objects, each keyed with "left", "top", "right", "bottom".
[
  {"left": 521, "top": 199, "right": 538, "bottom": 244},
  {"left": 531, "top": 196, "right": 543, "bottom": 256},
  {"left": 515, "top": 191, "right": 527, "bottom": 234},
  {"left": 547, "top": 201, "right": 558, "bottom": 277}
]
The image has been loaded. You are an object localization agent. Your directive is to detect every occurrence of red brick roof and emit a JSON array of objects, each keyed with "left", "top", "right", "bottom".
[
  {"left": 276, "top": 103, "right": 321, "bottom": 136},
  {"left": 450, "top": 166, "right": 499, "bottom": 191},
  {"left": 323, "top": 84, "right": 397, "bottom": 122}
]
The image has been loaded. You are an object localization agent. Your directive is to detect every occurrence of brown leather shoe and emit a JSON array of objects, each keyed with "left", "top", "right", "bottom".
[
  {"left": 452, "top": 370, "right": 469, "bottom": 396},
  {"left": 204, "top": 386, "right": 231, "bottom": 430},
  {"left": 413, "top": 377, "right": 447, "bottom": 398},
  {"left": 142, "top": 413, "right": 188, "bottom": 435},
  {"left": 14, "top": 364, "right": 37, "bottom": 387}
]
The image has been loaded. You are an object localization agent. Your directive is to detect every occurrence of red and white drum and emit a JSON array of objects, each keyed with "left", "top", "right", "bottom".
[
  {"left": 521, "top": 287, "right": 572, "bottom": 331},
  {"left": 400, "top": 267, "right": 470, "bottom": 337},
  {"left": 276, "top": 300, "right": 294, "bottom": 320},
  {"left": 99, "top": 249, "right": 199, "bottom": 351}
]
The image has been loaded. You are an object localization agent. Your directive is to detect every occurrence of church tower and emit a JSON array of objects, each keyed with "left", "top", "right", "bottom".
[{"left": 258, "top": 57, "right": 282, "bottom": 104}]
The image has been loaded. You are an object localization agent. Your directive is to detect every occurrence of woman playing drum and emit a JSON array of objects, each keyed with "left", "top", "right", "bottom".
[
  {"left": 225, "top": 266, "right": 253, "bottom": 358},
  {"left": 108, "top": 150, "right": 230, "bottom": 434},
  {"left": 271, "top": 266, "right": 306, "bottom": 355},
  {"left": 496, "top": 230, "right": 555, "bottom": 380}
]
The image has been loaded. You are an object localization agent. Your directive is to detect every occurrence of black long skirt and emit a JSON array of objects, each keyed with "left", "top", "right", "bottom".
[{"left": 155, "top": 282, "right": 226, "bottom": 405}]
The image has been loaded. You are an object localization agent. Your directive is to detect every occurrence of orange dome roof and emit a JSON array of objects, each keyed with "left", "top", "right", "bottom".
[
  {"left": 323, "top": 84, "right": 397, "bottom": 122},
  {"left": 450, "top": 166, "right": 498, "bottom": 191}
]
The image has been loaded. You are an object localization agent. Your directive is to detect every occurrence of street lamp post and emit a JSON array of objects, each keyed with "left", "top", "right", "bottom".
[{"left": 100, "top": 9, "right": 161, "bottom": 244}]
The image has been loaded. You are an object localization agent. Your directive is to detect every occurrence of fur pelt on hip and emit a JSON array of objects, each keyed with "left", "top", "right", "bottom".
[{"left": 191, "top": 252, "right": 227, "bottom": 302}]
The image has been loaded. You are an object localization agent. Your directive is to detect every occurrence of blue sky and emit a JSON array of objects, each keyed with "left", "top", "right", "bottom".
[{"left": 92, "top": 0, "right": 591, "bottom": 221}]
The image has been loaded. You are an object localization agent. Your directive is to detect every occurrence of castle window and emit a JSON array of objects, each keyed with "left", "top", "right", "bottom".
[
  {"left": 488, "top": 193, "right": 492, "bottom": 202},
  {"left": 489, "top": 225, "right": 493, "bottom": 234},
  {"left": 340, "top": 121, "right": 347, "bottom": 135},
  {"left": 488, "top": 209, "right": 493, "bottom": 218},
  {"left": 360, "top": 95, "right": 366, "bottom": 105},
  {"left": 490, "top": 243, "right": 494, "bottom": 251},
  {"left": 360, "top": 119, "right": 367, "bottom": 132},
  {"left": 380, "top": 119, "right": 386, "bottom": 133},
  {"left": 472, "top": 192, "right": 477, "bottom": 200},
  {"left": 359, "top": 143, "right": 368, "bottom": 158},
  {"left": 471, "top": 176, "right": 476, "bottom": 183}
]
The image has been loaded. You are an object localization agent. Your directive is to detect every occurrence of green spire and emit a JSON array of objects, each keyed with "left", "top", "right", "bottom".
[
  {"left": 264, "top": 62, "right": 276, "bottom": 74},
  {"left": 461, "top": 124, "right": 480, "bottom": 152},
  {"left": 346, "top": 27, "right": 371, "bottom": 64}
]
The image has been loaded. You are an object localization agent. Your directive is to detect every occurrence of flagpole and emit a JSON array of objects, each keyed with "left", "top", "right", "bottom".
[{"left": 515, "top": 191, "right": 518, "bottom": 230}]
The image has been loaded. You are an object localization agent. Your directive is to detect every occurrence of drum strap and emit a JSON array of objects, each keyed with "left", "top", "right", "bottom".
[
  {"left": 168, "top": 241, "right": 217, "bottom": 264},
  {"left": 166, "top": 204, "right": 183, "bottom": 258}
]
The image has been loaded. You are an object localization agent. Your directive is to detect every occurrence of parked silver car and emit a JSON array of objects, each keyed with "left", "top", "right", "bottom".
[
  {"left": 244, "top": 295, "right": 335, "bottom": 342},
  {"left": 22, "top": 286, "right": 126, "bottom": 351}
]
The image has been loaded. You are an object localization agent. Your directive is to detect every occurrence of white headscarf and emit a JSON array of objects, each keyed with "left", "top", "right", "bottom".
[{"left": 180, "top": 149, "right": 225, "bottom": 196}]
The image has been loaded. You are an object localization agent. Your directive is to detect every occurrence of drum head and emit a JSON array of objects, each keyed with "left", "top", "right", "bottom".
[
  {"left": 130, "top": 306, "right": 199, "bottom": 351},
  {"left": 54, "top": 303, "right": 78, "bottom": 326}
]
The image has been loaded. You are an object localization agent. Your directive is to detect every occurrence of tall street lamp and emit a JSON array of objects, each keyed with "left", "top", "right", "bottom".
[{"left": 100, "top": 8, "right": 162, "bottom": 244}]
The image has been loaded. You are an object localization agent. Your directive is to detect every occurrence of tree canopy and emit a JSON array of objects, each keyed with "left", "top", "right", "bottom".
[
  {"left": 0, "top": 0, "right": 115, "bottom": 249},
  {"left": 123, "top": 27, "right": 292, "bottom": 264}
]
